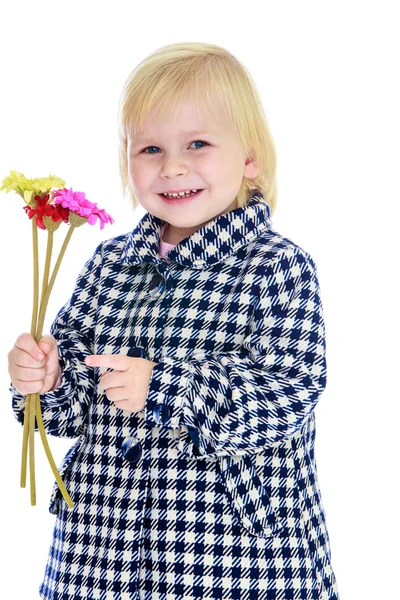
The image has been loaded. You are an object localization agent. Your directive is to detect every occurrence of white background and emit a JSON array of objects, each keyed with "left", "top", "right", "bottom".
[{"left": 1, "top": 1, "right": 399, "bottom": 598}]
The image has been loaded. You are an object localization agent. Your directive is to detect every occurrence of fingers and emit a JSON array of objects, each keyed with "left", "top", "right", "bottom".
[
  {"left": 84, "top": 354, "right": 133, "bottom": 371},
  {"left": 38, "top": 334, "right": 58, "bottom": 355},
  {"left": 98, "top": 372, "right": 124, "bottom": 391},
  {"left": 8, "top": 333, "right": 45, "bottom": 370},
  {"left": 11, "top": 376, "right": 48, "bottom": 396},
  {"left": 105, "top": 389, "right": 128, "bottom": 402},
  {"left": 8, "top": 332, "right": 53, "bottom": 395},
  {"left": 14, "top": 332, "right": 46, "bottom": 363}
]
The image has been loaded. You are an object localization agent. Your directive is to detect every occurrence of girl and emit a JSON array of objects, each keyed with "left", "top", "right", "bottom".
[{"left": 8, "top": 42, "right": 340, "bottom": 599}]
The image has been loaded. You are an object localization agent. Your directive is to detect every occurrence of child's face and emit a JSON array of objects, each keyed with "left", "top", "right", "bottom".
[{"left": 127, "top": 96, "right": 259, "bottom": 244}]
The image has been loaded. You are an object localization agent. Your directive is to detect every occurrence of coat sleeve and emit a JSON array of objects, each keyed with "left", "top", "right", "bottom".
[
  {"left": 9, "top": 241, "right": 104, "bottom": 439},
  {"left": 144, "top": 245, "right": 327, "bottom": 459}
]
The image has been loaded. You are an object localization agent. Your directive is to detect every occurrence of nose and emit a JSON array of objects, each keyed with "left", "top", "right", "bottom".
[{"left": 159, "top": 155, "right": 190, "bottom": 179}]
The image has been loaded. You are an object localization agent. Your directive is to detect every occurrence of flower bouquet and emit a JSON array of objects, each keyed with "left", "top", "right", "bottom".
[{"left": 1, "top": 170, "right": 114, "bottom": 508}]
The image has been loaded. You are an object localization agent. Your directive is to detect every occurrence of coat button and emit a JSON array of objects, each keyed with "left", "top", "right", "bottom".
[
  {"left": 186, "top": 426, "right": 201, "bottom": 456},
  {"left": 127, "top": 347, "right": 148, "bottom": 359},
  {"left": 149, "top": 273, "right": 165, "bottom": 299},
  {"left": 121, "top": 437, "right": 142, "bottom": 463},
  {"left": 153, "top": 403, "right": 171, "bottom": 425}
]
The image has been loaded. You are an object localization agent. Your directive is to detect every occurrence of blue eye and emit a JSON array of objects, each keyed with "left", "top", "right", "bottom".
[
  {"left": 191, "top": 140, "right": 208, "bottom": 149},
  {"left": 142, "top": 140, "right": 208, "bottom": 153}
]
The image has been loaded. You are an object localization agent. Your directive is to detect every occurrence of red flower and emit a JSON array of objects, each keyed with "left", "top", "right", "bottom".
[
  {"left": 51, "top": 203, "right": 70, "bottom": 224},
  {"left": 23, "top": 193, "right": 69, "bottom": 230}
]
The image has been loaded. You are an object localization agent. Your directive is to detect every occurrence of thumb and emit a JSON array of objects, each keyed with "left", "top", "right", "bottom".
[{"left": 38, "top": 334, "right": 58, "bottom": 356}]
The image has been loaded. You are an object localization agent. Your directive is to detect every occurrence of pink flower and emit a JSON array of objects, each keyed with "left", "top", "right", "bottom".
[{"left": 52, "top": 187, "right": 114, "bottom": 230}]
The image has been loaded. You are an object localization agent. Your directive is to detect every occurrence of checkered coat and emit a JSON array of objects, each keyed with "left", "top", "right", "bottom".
[{"left": 10, "top": 190, "right": 340, "bottom": 599}]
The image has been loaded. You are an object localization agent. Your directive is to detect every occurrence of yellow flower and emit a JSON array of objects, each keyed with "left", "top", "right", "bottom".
[
  {"left": 24, "top": 190, "right": 35, "bottom": 204},
  {"left": 0, "top": 170, "right": 33, "bottom": 196},
  {"left": 0, "top": 171, "right": 66, "bottom": 205},
  {"left": 31, "top": 175, "right": 66, "bottom": 194}
]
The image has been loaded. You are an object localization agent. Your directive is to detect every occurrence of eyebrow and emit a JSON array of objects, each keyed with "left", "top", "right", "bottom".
[{"left": 132, "top": 130, "right": 217, "bottom": 143}]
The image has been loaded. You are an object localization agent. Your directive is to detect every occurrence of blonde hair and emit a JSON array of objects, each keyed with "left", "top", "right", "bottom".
[{"left": 118, "top": 42, "right": 278, "bottom": 215}]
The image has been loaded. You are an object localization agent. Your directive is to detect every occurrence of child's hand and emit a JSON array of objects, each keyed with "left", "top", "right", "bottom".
[
  {"left": 84, "top": 354, "right": 158, "bottom": 413},
  {"left": 8, "top": 333, "right": 61, "bottom": 395}
]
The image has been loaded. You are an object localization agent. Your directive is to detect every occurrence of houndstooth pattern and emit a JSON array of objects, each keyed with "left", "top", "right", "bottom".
[{"left": 10, "top": 190, "right": 340, "bottom": 599}]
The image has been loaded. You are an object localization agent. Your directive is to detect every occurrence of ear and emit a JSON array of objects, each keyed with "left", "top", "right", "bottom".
[{"left": 244, "top": 157, "right": 260, "bottom": 179}]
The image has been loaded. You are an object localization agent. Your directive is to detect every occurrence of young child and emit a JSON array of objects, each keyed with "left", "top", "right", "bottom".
[{"left": 8, "top": 42, "right": 340, "bottom": 600}]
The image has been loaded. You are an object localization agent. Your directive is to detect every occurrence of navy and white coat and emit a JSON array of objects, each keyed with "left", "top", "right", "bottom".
[{"left": 11, "top": 190, "right": 340, "bottom": 600}]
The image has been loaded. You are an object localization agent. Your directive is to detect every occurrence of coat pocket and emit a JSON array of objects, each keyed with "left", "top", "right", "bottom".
[
  {"left": 48, "top": 434, "right": 86, "bottom": 515},
  {"left": 217, "top": 452, "right": 284, "bottom": 538}
]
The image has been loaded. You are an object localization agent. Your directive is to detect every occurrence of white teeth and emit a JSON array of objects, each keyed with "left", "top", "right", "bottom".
[{"left": 162, "top": 189, "right": 198, "bottom": 198}]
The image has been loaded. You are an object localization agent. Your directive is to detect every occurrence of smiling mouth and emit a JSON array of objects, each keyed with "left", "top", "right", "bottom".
[{"left": 158, "top": 189, "right": 204, "bottom": 203}]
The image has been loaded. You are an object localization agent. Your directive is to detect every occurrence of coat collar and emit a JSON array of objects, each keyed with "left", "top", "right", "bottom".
[{"left": 119, "top": 189, "right": 272, "bottom": 269}]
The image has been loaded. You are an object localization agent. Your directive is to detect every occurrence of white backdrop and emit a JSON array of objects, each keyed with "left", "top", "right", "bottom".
[{"left": 1, "top": 1, "right": 399, "bottom": 598}]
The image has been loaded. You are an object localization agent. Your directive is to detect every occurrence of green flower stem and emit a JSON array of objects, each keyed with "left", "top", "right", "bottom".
[
  {"left": 35, "top": 394, "right": 74, "bottom": 508},
  {"left": 36, "top": 225, "right": 75, "bottom": 337},
  {"left": 29, "top": 216, "right": 39, "bottom": 505},
  {"left": 32, "top": 224, "right": 77, "bottom": 509},
  {"left": 39, "top": 229, "right": 53, "bottom": 320},
  {"left": 28, "top": 220, "right": 54, "bottom": 506},
  {"left": 31, "top": 216, "right": 39, "bottom": 339},
  {"left": 21, "top": 220, "right": 77, "bottom": 508},
  {"left": 20, "top": 217, "right": 40, "bottom": 497},
  {"left": 20, "top": 391, "right": 30, "bottom": 488},
  {"left": 29, "top": 388, "right": 36, "bottom": 505}
]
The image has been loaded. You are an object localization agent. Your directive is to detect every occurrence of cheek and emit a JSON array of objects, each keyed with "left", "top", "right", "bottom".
[
  {"left": 196, "top": 155, "right": 221, "bottom": 178},
  {"left": 128, "top": 158, "right": 152, "bottom": 187}
]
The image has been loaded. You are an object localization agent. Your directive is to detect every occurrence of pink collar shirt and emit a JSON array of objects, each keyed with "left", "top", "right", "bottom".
[{"left": 159, "top": 221, "right": 176, "bottom": 263}]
